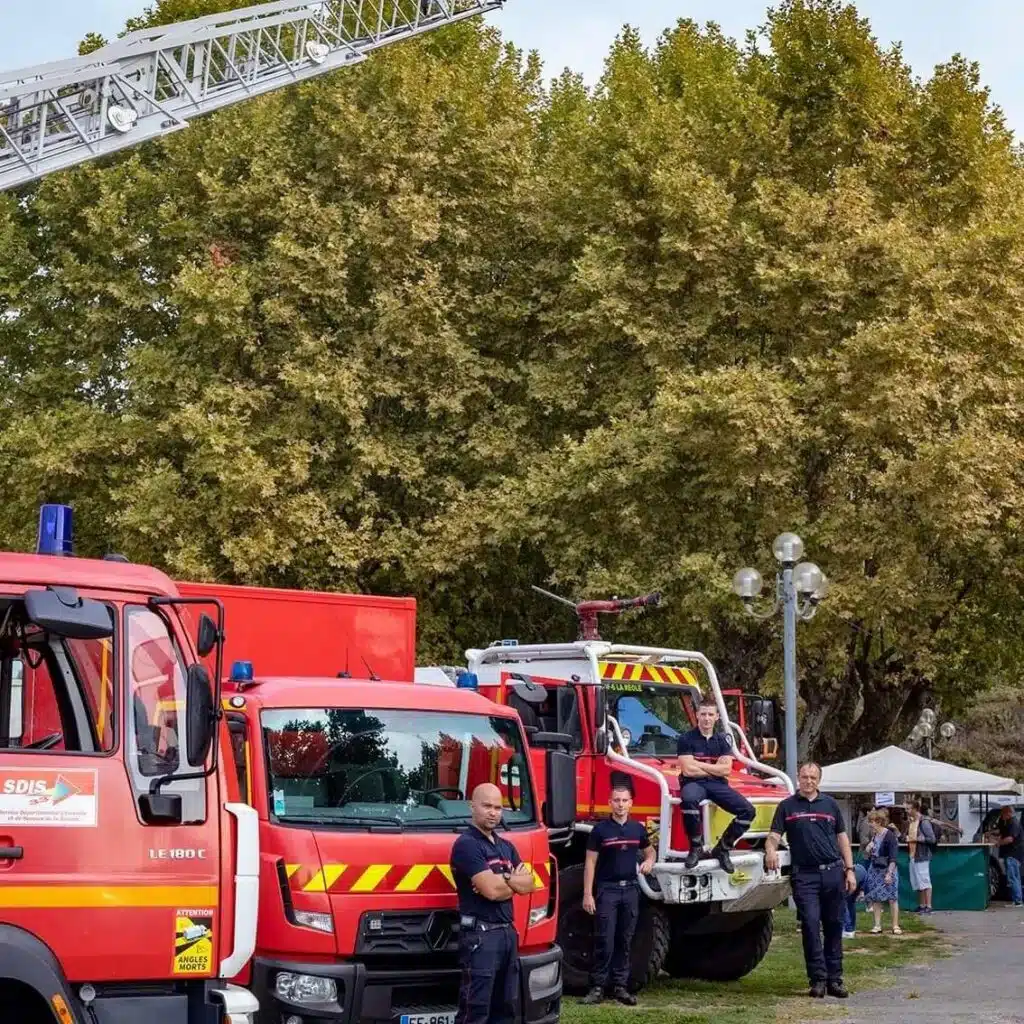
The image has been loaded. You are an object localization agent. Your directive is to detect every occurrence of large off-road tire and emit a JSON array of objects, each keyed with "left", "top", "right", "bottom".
[
  {"left": 555, "top": 864, "right": 671, "bottom": 995},
  {"left": 626, "top": 898, "right": 670, "bottom": 992},
  {"left": 664, "top": 909, "right": 774, "bottom": 982}
]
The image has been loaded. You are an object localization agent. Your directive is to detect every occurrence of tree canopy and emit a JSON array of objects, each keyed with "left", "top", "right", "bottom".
[{"left": 3, "top": 0, "right": 1024, "bottom": 761}]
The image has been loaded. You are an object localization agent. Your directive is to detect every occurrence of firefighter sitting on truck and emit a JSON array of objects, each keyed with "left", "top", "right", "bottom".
[{"left": 677, "top": 699, "right": 755, "bottom": 873}]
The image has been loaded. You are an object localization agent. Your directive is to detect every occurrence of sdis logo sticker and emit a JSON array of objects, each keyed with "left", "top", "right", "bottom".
[{"left": 0, "top": 768, "right": 98, "bottom": 827}]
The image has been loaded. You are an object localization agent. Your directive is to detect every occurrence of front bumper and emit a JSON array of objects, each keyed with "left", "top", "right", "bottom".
[
  {"left": 645, "top": 849, "right": 792, "bottom": 908},
  {"left": 252, "top": 945, "right": 562, "bottom": 1024}
]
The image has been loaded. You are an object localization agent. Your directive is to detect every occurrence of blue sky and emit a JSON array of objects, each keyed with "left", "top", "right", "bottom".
[{"left": 3, "top": 1, "right": 1024, "bottom": 136}]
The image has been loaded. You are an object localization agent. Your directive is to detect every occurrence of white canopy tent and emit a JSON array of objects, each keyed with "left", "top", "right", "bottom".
[{"left": 820, "top": 745, "right": 1020, "bottom": 794}]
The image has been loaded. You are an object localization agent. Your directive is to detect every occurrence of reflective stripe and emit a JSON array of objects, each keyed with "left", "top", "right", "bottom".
[
  {"left": 286, "top": 860, "right": 550, "bottom": 894},
  {"left": 0, "top": 885, "right": 218, "bottom": 908},
  {"left": 598, "top": 662, "right": 698, "bottom": 686}
]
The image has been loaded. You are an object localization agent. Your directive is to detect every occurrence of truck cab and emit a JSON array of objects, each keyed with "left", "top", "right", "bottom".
[
  {"left": 0, "top": 506, "right": 258, "bottom": 1024},
  {"left": 220, "top": 670, "right": 573, "bottom": 1024}
]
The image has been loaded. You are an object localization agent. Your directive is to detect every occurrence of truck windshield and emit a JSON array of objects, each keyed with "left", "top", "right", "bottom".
[
  {"left": 262, "top": 708, "right": 535, "bottom": 828},
  {"left": 607, "top": 681, "right": 700, "bottom": 758}
]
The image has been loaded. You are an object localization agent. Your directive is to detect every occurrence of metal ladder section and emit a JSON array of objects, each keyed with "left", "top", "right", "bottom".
[{"left": 0, "top": 0, "right": 504, "bottom": 190}]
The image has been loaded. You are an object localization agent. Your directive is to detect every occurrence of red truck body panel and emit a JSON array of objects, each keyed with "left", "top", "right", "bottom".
[{"left": 177, "top": 581, "right": 417, "bottom": 683}]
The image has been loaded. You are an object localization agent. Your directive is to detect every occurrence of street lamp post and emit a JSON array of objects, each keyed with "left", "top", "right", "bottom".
[
  {"left": 909, "top": 709, "right": 956, "bottom": 759},
  {"left": 732, "top": 532, "right": 829, "bottom": 787}
]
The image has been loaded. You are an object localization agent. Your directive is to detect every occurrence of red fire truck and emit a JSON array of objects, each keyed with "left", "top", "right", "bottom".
[
  {"left": 168, "top": 580, "right": 569, "bottom": 1023},
  {"left": 217, "top": 667, "right": 571, "bottom": 1024},
  {"left": 0, "top": 505, "right": 259, "bottom": 1022},
  {"left": 454, "top": 596, "right": 795, "bottom": 993}
]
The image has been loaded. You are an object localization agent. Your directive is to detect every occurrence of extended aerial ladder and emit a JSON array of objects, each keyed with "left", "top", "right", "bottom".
[{"left": 0, "top": 0, "right": 504, "bottom": 191}]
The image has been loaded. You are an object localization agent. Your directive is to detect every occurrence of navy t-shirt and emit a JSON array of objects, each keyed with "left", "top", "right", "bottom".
[
  {"left": 586, "top": 818, "right": 650, "bottom": 882},
  {"left": 770, "top": 793, "right": 847, "bottom": 868},
  {"left": 676, "top": 728, "right": 733, "bottom": 779},
  {"left": 450, "top": 825, "right": 522, "bottom": 923},
  {"left": 997, "top": 814, "right": 1024, "bottom": 861}
]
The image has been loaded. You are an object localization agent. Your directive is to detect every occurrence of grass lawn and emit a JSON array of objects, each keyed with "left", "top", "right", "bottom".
[{"left": 562, "top": 908, "right": 948, "bottom": 1024}]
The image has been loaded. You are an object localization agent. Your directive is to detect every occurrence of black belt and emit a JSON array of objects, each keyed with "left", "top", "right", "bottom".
[
  {"left": 599, "top": 879, "right": 637, "bottom": 888},
  {"left": 795, "top": 859, "right": 842, "bottom": 872},
  {"left": 459, "top": 915, "right": 511, "bottom": 932}
]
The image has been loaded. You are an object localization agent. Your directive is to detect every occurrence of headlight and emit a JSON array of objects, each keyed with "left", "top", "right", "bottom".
[
  {"left": 294, "top": 909, "right": 334, "bottom": 934},
  {"left": 528, "top": 961, "right": 560, "bottom": 998},
  {"left": 528, "top": 907, "right": 549, "bottom": 926},
  {"left": 274, "top": 971, "right": 338, "bottom": 1005}
]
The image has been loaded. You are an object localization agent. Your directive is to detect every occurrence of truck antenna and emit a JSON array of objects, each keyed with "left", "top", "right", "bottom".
[
  {"left": 532, "top": 585, "right": 662, "bottom": 642},
  {"left": 361, "top": 656, "right": 381, "bottom": 682}
]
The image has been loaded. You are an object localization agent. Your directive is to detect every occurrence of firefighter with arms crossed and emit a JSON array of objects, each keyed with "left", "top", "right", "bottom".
[
  {"left": 764, "top": 762, "right": 857, "bottom": 999},
  {"left": 450, "top": 783, "right": 537, "bottom": 1024}
]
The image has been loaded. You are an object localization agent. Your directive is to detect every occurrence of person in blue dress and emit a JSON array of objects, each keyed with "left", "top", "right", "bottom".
[{"left": 862, "top": 809, "right": 901, "bottom": 935}]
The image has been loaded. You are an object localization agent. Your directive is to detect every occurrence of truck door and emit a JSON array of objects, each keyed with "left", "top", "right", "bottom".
[
  {"left": 0, "top": 601, "right": 222, "bottom": 985},
  {"left": 500, "top": 673, "right": 588, "bottom": 817}
]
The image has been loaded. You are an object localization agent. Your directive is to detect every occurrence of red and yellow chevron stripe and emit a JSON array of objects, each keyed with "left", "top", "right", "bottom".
[
  {"left": 286, "top": 860, "right": 550, "bottom": 895},
  {"left": 599, "top": 661, "right": 698, "bottom": 686}
]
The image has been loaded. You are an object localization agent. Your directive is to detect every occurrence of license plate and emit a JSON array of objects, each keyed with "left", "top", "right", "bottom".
[{"left": 400, "top": 1014, "right": 456, "bottom": 1024}]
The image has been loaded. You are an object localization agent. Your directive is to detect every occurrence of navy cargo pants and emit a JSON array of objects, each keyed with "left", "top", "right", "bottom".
[
  {"left": 591, "top": 880, "right": 639, "bottom": 990},
  {"left": 681, "top": 778, "right": 755, "bottom": 848},
  {"left": 455, "top": 921, "right": 520, "bottom": 1024},
  {"left": 791, "top": 862, "right": 845, "bottom": 983}
]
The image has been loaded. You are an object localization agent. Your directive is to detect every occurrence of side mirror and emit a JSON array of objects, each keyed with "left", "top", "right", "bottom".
[
  {"left": 139, "top": 791, "right": 183, "bottom": 825},
  {"left": 543, "top": 749, "right": 576, "bottom": 830},
  {"left": 24, "top": 587, "right": 114, "bottom": 640},
  {"left": 748, "top": 698, "right": 776, "bottom": 739},
  {"left": 594, "top": 726, "right": 608, "bottom": 756},
  {"left": 196, "top": 613, "right": 219, "bottom": 658},
  {"left": 531, "top": 731, "right": 573, "bottom": 749},
  {"left": 186, "top": 664, "right": 215, "bottom": 767}
]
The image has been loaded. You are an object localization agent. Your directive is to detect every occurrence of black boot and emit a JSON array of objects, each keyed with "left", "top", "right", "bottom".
[
  {"left": 580, "top": 987, "right": 603, "bottom": 1005},
  {"left": 684, "top": 845, "right": 703, "bottom": 870},
  {"left": 613, "top": 986, "right": 637, "bottom": 1006},
  {"left": 711, "top": 843, "right": 735, "bottom": 874},
  {"left": 809, "top": 981, "right": 826, "bottom": 998},
  {"left": 827, "top": 979, "right": 849, "bottom": 999}
]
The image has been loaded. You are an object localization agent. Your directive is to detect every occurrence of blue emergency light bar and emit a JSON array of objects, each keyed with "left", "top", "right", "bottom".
[
  {"left": 455, "top": 670, "right": 479, "bottom": 689},
  {"left": 37, "top": 503, "right": 74, "bottom": 556},
  {"left": 230, "top": 660, "right": 254, "bottom": 683}
]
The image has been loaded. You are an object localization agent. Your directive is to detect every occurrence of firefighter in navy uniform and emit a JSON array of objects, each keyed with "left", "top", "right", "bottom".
[
  {"left": 580, "top": 782, "right": 656, "bottom": 1006},
  {"left": 764, "top": 762, "right": 857, "bottom": 999},
  {"left": 677, "top": 699, "right": 756, "bottom": 872},
  {"left": 450, "top": 782, "right": 537, "bottom": 1024}
]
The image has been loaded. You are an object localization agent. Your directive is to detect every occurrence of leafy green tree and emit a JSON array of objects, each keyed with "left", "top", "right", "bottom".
[{"left": 4, "top": 0, "right": 1024, "bottom": 764}]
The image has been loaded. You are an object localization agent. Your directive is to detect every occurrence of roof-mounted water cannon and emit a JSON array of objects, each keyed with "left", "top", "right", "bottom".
[
  {"left": 37, "top": 503, "right": 74, "bottom": 556},
  {"left": 531, "top": 585, "right": 662, "bottom": 641}
]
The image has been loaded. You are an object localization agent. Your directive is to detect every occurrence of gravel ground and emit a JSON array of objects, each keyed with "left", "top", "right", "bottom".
[{"left": 837, "top": 905, "right": 1024, "bottom": 1024}]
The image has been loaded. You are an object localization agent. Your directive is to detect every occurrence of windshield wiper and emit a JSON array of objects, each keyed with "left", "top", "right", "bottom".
[{"left": 280, "top": 814, "right": 405, "bottom": 832}]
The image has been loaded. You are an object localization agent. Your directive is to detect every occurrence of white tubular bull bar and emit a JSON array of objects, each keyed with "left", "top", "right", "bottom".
[
  {"left": 602, "top": 644, "right": 794, "bottom": 793},
  {"left": 466, "top": 640, "right": 794, "bottom": 899}
]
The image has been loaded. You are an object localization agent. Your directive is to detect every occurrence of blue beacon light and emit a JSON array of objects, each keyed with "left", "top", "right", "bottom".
[
  {"left": 230, "top": 660, "right": 254, "bottom": 683},
  {"left": 37, "top": 504, "right": 74, "bottom": 556}
]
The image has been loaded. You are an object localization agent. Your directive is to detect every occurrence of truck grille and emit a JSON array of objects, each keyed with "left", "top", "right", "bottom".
[{"left": 356, "top": 909, "right": 460, "bottom": 966}]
